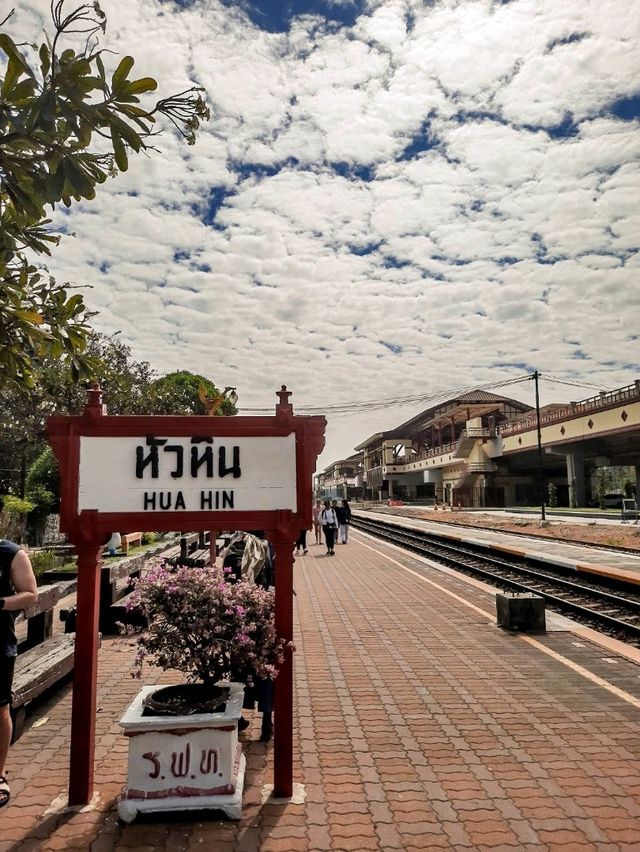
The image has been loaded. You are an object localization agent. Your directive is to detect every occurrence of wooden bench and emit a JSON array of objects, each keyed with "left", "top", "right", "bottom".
[
  {"left": 120, "top": 532, "right": 142, "bottom": 554},
  {"left": 113, "top": 534, "right": 207, "bottom": 627},
  {"left": 11, "top": 584, "right": 76, "bottom": 743},
  {"left": 110, "top": 590, "right": 148, "bottom": 629},
  {"left": 179, "top": 547, "right": 210, "bottom": 568},
  {"left": 99, "top": 535, "right": 184, "bottom": 633},
  {"left": 99, "top": 558, "right": 143, "bottom": 633}
]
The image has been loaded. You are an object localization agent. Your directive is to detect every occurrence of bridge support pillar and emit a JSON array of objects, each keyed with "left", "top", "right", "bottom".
[{"left": 565, "top": 445, "right": 586, "bottom": 507}]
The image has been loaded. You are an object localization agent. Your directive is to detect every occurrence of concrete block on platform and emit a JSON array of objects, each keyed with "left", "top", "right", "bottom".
[{"left": 496, "top": 592, "right": 546, "bottom": 633}]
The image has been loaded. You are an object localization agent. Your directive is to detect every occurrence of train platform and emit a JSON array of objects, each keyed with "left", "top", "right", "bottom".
[
  {"left": 357, "top": 508, "right": 640, "bottom": 586},
  {"left": 2, "top": 530, "right": 640, "bottom": 850}
]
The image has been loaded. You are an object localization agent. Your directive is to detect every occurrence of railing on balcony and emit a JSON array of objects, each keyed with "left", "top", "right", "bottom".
[
  {"left": 500, "top": 380, "right": 640, "bottom": 437},
  {"left": 390, "top": 442, "right": 456, "bottom": 466}
]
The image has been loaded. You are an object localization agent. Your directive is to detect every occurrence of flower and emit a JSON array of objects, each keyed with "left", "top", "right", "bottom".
[{"left": 126, "top": 560, "right": 289, "bottom": 687}]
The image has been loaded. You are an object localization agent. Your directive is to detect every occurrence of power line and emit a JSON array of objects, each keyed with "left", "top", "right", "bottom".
[
  {"left": 240, "top": 373, "right": 533, "bottom": 416},
  {"left": 540, "top": 374, "right": 613, "bottom": 393},
  {"left": 240, "top": 370, "right": 626, "bottom": 417}
]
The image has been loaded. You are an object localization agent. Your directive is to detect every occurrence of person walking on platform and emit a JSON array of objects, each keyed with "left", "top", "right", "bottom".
[
  {"left": 294, "top": 528, "right": 308, "bottom": 555},
  {"left": 312, "top": 499, "right": 323, "bottom": 545},
  {"left": 336, "top": 499, "right": 352, "bottom": 544},
  {"left": 320, "top": 500, "right": 339, "bottom": 555},
  {"left": 1, "top": 540, "right": 37, "bottom": 809}
]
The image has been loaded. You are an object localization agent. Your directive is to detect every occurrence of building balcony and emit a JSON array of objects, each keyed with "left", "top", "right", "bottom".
[
  {"left": 500, "top": 380, "right": 640, "bottom": 436},
  {"left": 393, "top": 442, "right": 456, "bottom": 465}
]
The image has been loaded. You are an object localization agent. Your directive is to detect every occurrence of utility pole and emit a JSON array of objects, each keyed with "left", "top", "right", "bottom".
[{"left": 532, "top": 371, "right": 546, "bottom": 521}]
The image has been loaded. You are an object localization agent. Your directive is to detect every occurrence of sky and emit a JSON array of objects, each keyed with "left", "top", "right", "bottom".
[{"left": 12, "top": 0, "right": 640, "bottom": 466}]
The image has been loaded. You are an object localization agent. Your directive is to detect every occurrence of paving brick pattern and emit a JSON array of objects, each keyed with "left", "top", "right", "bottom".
[{"left": 1, "top": 533, "right": 640, "bottom": 850}]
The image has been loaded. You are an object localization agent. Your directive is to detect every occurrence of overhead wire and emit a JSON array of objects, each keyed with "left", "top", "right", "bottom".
[
  {"left": 540, "top": 373, "right": 613, "bottom": 393},
  {"left": 240, "top": 372, "right": 534, "bottom": 415},
  {"left": 239, "top": 370, "right": 625, "bottom": 417}
]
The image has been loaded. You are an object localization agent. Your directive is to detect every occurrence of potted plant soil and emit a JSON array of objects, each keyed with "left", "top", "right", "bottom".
[{"left": 117, "top": 561, "right": 290, "bottom": 823}]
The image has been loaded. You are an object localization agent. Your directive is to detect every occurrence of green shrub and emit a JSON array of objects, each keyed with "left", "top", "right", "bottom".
[
  {"left": 0, "top": 495, "right": 35, "bottom": 542},
  {"left": 29, "top": 550, "right": 59, "bottom": 577},
  {"left": 2, "top": 495, "right": 34, "bottom": 515},
  {"left": 141, "top": 532, "right": 161, "bottom": 545},
  {"left": 26, "top": 484, "right": 56, "bottom": 519},
  {"left": 25, "top": 448, "right": 60, "bottom": 516}
]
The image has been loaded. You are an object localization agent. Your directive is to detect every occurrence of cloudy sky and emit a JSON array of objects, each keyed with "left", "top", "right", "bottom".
[{"left": 14, "top": 0, "right": 640, "bottom": 465}]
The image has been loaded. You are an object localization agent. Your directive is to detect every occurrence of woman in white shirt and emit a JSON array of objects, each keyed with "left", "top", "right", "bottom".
[{"left": 320, "top": 500, "right": 339, "bottom": 555}]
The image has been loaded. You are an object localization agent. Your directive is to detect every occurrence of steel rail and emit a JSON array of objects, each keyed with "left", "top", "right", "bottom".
[{"left": 352, "top": 516, "right": 640, "bottom": 642}]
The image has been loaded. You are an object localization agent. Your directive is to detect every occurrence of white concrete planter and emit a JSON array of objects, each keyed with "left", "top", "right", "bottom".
[{"left": 117, "top": 682, "right": 245, "bottom": 823}]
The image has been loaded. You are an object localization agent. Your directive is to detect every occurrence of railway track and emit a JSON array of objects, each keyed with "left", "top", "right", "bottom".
[{"left": 352, "top": 515, "right": 640, "bottom": 646}]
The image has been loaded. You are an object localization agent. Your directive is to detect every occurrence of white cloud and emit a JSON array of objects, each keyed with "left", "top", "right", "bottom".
[{"left": 10, "top": 0, "right": 640, "bottom": 466}]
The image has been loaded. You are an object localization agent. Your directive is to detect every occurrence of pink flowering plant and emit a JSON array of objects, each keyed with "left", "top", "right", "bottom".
[{"left": 127, "top": 561, "right": 289, "bottom": 688}]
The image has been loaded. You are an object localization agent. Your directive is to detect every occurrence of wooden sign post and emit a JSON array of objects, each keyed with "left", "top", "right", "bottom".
[{"left": 48, "top": 385, "right": 325, "bottom": 806}]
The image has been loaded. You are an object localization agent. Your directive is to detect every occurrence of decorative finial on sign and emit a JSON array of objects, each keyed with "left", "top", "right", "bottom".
[
  {"left": 276, "top": 385, "right": 293, "bottom": 420},
  {"left": 84, "top": 382, "right": 106, "bottom": 419}
]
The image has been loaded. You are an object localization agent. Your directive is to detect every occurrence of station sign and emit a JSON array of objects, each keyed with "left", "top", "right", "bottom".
[
  {"left": 48, "top": 384, "right": 326, "bottom": 540},
  {"left": 47, "top": 384, "right": 326, "bottom": 808},
  {"left": 78, "top": 434, "right": 297, "bottom": 513}
]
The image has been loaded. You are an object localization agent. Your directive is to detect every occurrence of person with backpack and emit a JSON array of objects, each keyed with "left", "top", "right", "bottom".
[
  {"left": 336, "top": 499, "right": 352, "bottom": 544},
  {"left": 320, "top": 500, "right": 339, "bottom": 555}
]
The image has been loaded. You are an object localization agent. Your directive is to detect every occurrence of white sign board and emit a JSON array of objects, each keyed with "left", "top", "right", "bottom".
[{"left": 78, "top": 434, "right": 297, "bottom": 513}]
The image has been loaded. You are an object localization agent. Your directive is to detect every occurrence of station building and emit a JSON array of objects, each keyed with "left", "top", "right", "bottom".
[
  {"left": 315, "top": 452, "right": 364, "bottom": 500},
  {"left": 316, "top": 380, "right": 640, "bottom": 508}
]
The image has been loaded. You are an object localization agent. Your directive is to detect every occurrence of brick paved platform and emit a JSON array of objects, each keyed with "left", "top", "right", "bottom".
[{"left": 2, "top": 531, "right": 640, "bottom": 850}]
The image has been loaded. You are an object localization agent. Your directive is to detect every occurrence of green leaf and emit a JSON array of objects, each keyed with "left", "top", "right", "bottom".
[
  {"left": 62, "top": 159, "right": 96, "bottom": 200},
  {"left": 40, "top": 89, "right": 56, "bottom": 123},
  {"left": 49, "top": 166, "right": 66, "bottom": 202},
  {"left": 39, "top": 43, "right": 50, "bottom": 76},
  {"left": 0, "top": 33, "right": 35, "bottom": 78},
  {"left": 77, "top": 117, "right": 92, "bottom": 147},
  {"left": 96, "top": 53, "right": 106, "bottom": 82},
  {"left": 6, "top": 181, "right": 44, "bottom": 220},
  {"left": 1, "top": 54, "right": 21, "bottom": 98},
  {"left": 60, "top": 48, "right": 76, "bottom": 65},
  {"left": 59, "top": 101, "right": 86, "bottom": 140},
  {"left": 119, "top": 104, "right": 151, "bottom": 118},
  {"left": 109, "top": 113, "right": 144, "bottom": 152},
  {"left": 14, "top": 310, "right": 44, "bottom": 325},
  {"left": 123, "top": 77, "right": 158, "bottom": 96},
  {"left": 111, "top": 127, "right": 128, "bottom": 171},
  {"left": 10, "top": 79, "right": 38, "bottom": 103},
  {"left": 75, "top": 59, "right": 92, "bottom": 77},
  {"left": 112, "top": 56, "right": 135, "bottom": 92}
]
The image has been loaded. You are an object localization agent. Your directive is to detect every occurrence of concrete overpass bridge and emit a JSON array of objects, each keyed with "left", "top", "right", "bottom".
[{"left": 499, "top": 380, "right": 640, "bottom": 506}]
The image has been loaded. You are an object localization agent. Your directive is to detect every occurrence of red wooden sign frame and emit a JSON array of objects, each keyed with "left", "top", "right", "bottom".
[{"left": 47, "top": 385, "right": 325, "bottom": 806}]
